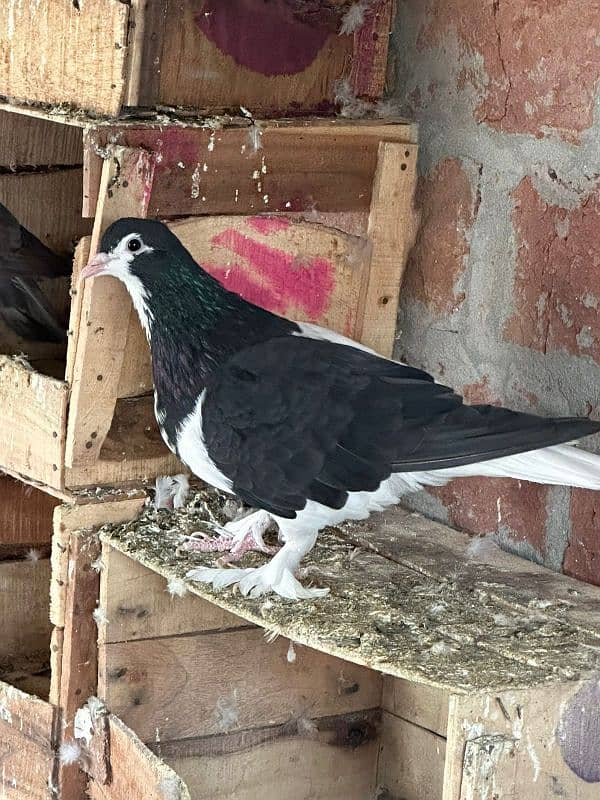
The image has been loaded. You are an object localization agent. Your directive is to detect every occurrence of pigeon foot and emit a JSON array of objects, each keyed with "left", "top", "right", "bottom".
[{"left": 183, "top": 509, "right": 277, "bottom": 563}]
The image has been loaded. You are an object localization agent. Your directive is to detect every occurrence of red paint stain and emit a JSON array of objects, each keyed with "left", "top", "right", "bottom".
[
  {"left": 196, "top": 0, "right": 330, "bottom": 77},
  {"left": 247, "top": 216, "right": 290, "bottom": 236},
  {"left": 210, "top": 228, "right": 334, "bottom": 318}
]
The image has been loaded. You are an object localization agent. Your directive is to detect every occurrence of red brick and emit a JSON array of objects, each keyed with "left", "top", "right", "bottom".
[
  {"left": 403, "top": 158, "right": 473, "bottom": 314},
  {"left": 432, "top": 478, "right": 548, "bottom": 556},
  {"left": 413, "top": 0, "right": 600, "bottom": 140},
  {"left": 505, "top": 177, "right": 600, "bottom": 364},
  {"left": 563, "top": 490, "right": 600, "bottom": 586}
]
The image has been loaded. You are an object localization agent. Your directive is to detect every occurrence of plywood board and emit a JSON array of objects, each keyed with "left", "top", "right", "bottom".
[
  {"left": 99, "top": 546, "right": 247, "bottom": 645},
  {"left": 0, "top": 0, "right": 130, "bottom": 116},
  {"left": 0, "top": 357, "right": 67, "bottom": 489},
  {"left": 382, "top": 676, "right": 450, "bottom": 738},
  {"left": 0, "top": 681, "right": 57, "bottom": 800},
  {"left": 83, "top": 121, "right": 417, "bottom": 217},
  {"left": 99, "top": 627, "right": 382, "bottom": 742}
]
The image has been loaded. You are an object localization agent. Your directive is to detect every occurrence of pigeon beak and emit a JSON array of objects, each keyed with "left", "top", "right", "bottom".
[{"left": 80, "top": 252, "right": 113, "bottom": 282}]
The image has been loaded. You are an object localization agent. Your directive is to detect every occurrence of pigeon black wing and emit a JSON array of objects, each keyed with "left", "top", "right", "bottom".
[
  {"left": 0, "top": 276, "right": 66, "bottom": 343},
  {"left": 0, "top": 202, "right": 69, "bottom": 278},
  {"left": 202, "top": 337, "right": 600, "bottom": 518}
]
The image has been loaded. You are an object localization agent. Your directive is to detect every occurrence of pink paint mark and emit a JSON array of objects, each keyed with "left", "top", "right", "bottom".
[
  {"left": 196, "top": 0, "right": 330, "bottom": 77},
  {"left": 208, "top": 264, "right": 289, "bottom": 316},
  {"left": 211, "top": 228, "right": 334, "bottom": 318},
  {"left": 247, "top": 216, "right": 290, "bottom": 236},
  {"left": 343, "top": 307, "right": 356, "bottom": 337}
]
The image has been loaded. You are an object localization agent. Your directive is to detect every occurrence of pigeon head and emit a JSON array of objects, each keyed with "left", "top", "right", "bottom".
[{"left": 81, "top": 218, "right": 227, "bottom": 341}]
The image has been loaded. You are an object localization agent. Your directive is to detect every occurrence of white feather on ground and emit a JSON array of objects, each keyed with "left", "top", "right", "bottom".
[{"left": 59, "top": 741, "right": 82, "bottom": 766}]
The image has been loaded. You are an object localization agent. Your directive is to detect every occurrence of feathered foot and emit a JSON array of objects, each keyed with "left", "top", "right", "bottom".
[{"left": 182, "top": 509, "right": 278, "bottom": 563}]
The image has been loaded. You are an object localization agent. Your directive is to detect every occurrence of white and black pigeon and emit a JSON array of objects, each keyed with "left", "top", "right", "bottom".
[
  {"left": 82, "top": 219, "right": 600, "bottom": 600},
  {"left": 0, "top": 202, "right": 69, "bottom": 343}
]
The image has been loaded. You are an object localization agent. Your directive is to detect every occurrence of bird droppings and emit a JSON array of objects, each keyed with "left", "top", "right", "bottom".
[
  {"left": 157, "top": 776, "right": 183, "bottom": 800},
  {"left": 98, "top": 487, "right": 600, "bottom": 693},
  {"left": 166, "top": 576, "right": 188, "bottom": 598},
  {"left": 287, "top": 641, "right": 297, "bottom": 663},
  {"left": 90, "top": 555, "right": 105, "bottom": 573},
  {"left": 59, "top": 740, "right": 82, "bottom": 766},
  {"left": 214, "top": 690, "right": 240, "bottom": 733}
]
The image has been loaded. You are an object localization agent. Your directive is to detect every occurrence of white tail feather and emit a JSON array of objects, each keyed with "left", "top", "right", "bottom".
[{"left": 434, "top": 444, "right": 600, "bottom": 490}]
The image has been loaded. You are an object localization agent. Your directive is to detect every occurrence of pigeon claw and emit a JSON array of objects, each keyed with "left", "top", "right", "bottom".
[{"left": 182, "top": 509, "right": 278, "bottom": 563}]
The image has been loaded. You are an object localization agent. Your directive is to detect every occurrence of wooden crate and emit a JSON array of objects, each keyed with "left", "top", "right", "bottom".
[
  {"left": 0, "top": 0, "right": 395, "bottom": 118},
  {"left": 38, "top": 489, "right": 600, "bottom": 800},
  {"left": 0, "top": 110, "right": 418, "bottom": 495}
]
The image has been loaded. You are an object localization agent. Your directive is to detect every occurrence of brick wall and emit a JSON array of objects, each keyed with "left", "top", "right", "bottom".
[{"left": 392, "top": 1, "right": 600, "bottom": 584}]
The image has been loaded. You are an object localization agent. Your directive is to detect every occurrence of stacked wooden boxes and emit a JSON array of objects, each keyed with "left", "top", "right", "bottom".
[{"left": 0, "top": 2, "right": 426, "bottom": 799}]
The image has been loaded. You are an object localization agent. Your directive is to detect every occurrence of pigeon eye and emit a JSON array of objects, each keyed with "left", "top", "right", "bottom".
[{"left": 127, "top": 238, "right": 142, "bottom": 253}]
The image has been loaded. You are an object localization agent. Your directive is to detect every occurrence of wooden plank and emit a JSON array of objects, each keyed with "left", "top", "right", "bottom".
[
  {"left": 125, "top": 1, "right": 167, "bottom": 107},
  {"left": 0, "top": 681, "right": 58, "bottom": 800},
  {"left": 356, "top": 141, "right": 418, "bottom": 356},
  {"left": 87, "top": 714, "right": 191, "bottom": 800},
  {"left": 99, "top": 546, "right": 247, "bottom": 645},
  {"left": 65, "top": 451, "right": 183, "bottom": 491},
  {"left": 83, "top": 121, "right": 417, "bottom": 218},
  {"left": 382, "top": 676, "right": 450, "bottom": 738},
  {"left": 378, "top": 711, "right": 446, "bottom": 800},
  {"left": 0, "top": 559, "right": 52, "bottom": 670},
  {"left": 65, "top": 237, "right": 91, "bottom": 390},
  {"left": 0, "top": 110, "right": 83, "bottom": 167},
  {"left": 66, "top": 147, "right": 156, "bottom": 469},
  {"left": 50, "top": 496, "right": 147, "bottom": 628},
  {"left": 350, "top": 0, "right": 396, "bottom": 99},
  {"left": 98, "top": 627, "right": 382, "bottom": 743},
  {"left": 55, "top": 530, "right": 101, "bottom": 800},
  {"left": 0, "top": 0, "right": 130, "bottom": 117},
  {"left": 164, "top": 711, "right": 380, "bottom": 800},
  {"left": 157, "top": 0, "right": 352, "bottom": 115},
  {"left": 445, "top": 683, "right": 600, "bottom": 800},
  {"left": 0, "top": 475, "right": 58, "bottom": 552},
  {"left": 0, "top": 357, "right": 67, "bottom": 489},
  {"left": 342, "top": 505, "right": 600, "bottom": 636},
  {"left": 0, "top": 168, "right": 92, "bottom": 257}
]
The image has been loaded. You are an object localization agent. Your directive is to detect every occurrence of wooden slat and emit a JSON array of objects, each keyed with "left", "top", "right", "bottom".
[
  {"left": 66, "top": 237, "right": 91, "bottom": 390},
  {"left": 349, "top": 0, "right": 396, "bottom": 99},
  {"left": 0, "top": 168, "right": 92, "bottom": 257},
  {"left": 0, "top": 110, "right": 83, "bottom": 167},
  {"left": 50, "top": 497, "right": 147, "bottom": 628},
  {"left": 88, "top": 714, "right": 191, "bottom": 800},
  {"left": 99, "top": 546, "right": 247, "bottom": 645},
  {"left": 382, "top": 676, "right": 450, "bottom": 738},
  {"left": 165, "top": 711, "right": 380, "bottom": 800},
  {"left": 55, "top": 529, "right": 101, "bottom": 800},
  {"left": 356, "top": 141, "right": 418, "bottom": 356},
  {"left": 378, "top": 711, "right": 446, "bottom": 800},
  {"left": 0, "top": 357, "right": 67, "bottom": 489},
  {"left": 83, "top": 121, "right": 417, "bottom": 218},
  {"left": 99, "top": 628, "right": 382, "bottom": 743},
  {"left": 445, "top": 683, "right": 600, "bottom": 800},
  {"left": 0, "top": 0, "right": 130, "bottom": 117},
  {"left": 0, "top": 475, "right": 58, "bottom": 552},
  {"left": 66, "top": 147, "right": 156, "bottom": 469},
  {"left": 125, "top": 0, "right": 167, "bottom": 107},
  {"left": 0, "top": 681, "right": 58, "bottom": 799},
  {"left": 0, "top": 559, "right": 52, "bottom": 669}
]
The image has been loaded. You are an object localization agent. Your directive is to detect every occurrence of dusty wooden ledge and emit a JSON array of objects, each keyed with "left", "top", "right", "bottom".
[{"left": 99, "top": 489, "right": 600, "bottom": 695}]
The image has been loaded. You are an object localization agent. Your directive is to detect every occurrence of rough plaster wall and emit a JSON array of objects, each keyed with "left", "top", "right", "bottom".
[{"left": 391, "top": 0, "right": 600, "bottom": 585}]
